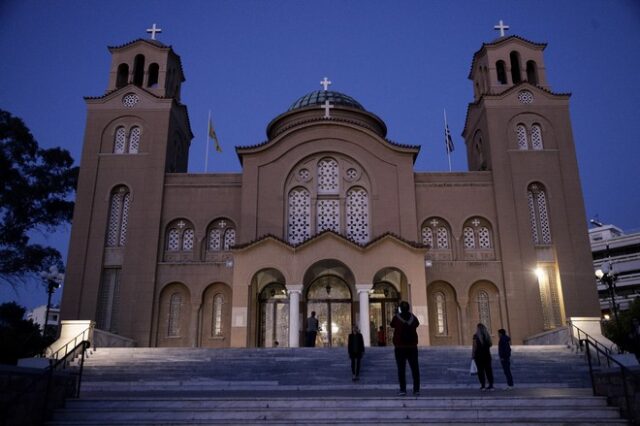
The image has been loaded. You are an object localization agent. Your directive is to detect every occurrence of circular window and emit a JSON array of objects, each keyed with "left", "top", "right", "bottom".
[
  {"left": 298, "top": 168, "right": 311, "bottom": 182},
  {"left": 122, "top": 93, "right": 140, "bottom": 108},
  {"left": 346, "top": 168, "right": 358, "bottom": 181},
  {"left": 517, "top": 90, "right": 534, "bottom": 104}
]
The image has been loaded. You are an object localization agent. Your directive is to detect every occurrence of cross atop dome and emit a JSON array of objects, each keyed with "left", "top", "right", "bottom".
[
  {"left": 146, "top": 23, "right": 162, "bottom": 40},
  {"left": 320, "top": 77, "right": 332, "bottom": 91},
  {"left": 493, "top": 19, "right": 509, "bottom": 37}
]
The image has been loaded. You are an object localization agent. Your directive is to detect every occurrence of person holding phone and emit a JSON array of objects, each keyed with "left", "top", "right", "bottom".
[{"left": 390, "top": 301, "right": 420, "bottom": 396}]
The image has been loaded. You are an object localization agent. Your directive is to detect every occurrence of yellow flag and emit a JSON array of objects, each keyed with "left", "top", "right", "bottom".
[{"left": 208, "top": 118, "right": 222, "bottom": 153}]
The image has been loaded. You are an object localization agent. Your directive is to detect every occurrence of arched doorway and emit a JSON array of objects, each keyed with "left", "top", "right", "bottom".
[
  {"left": 306, "top": 275, "right": 352, "bottom": 347},
  {"left": 258, "top": 283, "right": 289, "bottom": 347},
  {"left": 369, "top": 282, "right": 399, "bottom": 346}
]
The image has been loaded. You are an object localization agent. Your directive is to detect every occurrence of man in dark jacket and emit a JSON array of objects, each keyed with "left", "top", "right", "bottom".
[
  {"left": 498, "top": 328, "right": 514, "bottom": 389},
  {"left": 390, "top": 301, "right": 420, "bottom": 396},
  {"left": 348, "top": 325, "right": 365, "bottom": 380}
]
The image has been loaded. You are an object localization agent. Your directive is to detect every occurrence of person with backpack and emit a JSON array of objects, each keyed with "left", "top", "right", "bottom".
[
  {"left": 472, "top": 323, "right": 494, "bottom": 390},
  {"left": 390, "top": 301, "right": 420, "bottom": 396}
]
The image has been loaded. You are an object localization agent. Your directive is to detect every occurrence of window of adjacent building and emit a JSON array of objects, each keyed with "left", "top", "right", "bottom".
[
  {"left": 166, "top": 220, "right": 195, "bottom": 251},
  {"left": 435, "top": 292, "right": 447, "bottom": 335},
  {"left": 106, "top": 186, "right": 130, "bottom": 247},
  {"left": 477, "top": 290, "right": 491, "bottom": 331},
  {"left": 527, "top": 183, "right": 552, "bottom": 245},
  {"left": 212, "top": 294, "right": 224, "bottom": 337},
  {"left": 168, "top": 292, "right": 182, "bottom": 337}
]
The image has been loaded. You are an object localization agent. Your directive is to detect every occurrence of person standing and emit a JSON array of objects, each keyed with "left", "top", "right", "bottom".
[
  {"left": 472, "top": 323, "right": 494, "bottom": 390},
  {"left": 498, "top": 329, "right": 514, "bottom": 389},
  {"left": 348, "top": 325, "right": 365, "bottom": 381},
  {"left": 305, "top": 311, "right": 319, "bottom": 347},
  {"left": 390, "top": 301, "right": 420, "bottom": 396},
  {"left": 377, "top": 325, "right": 386, "bottom": 347}
]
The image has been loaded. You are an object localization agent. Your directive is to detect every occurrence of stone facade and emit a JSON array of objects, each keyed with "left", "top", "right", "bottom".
[{"left": 60, "top": 34, "right": 600, "bottom": 348}]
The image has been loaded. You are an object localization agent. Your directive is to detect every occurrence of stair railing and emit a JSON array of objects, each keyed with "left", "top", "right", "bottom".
[
  {"left": 568, "top": 321, "right": 617, "bottom": 366},
  {"left": 0, "top": 340, "right": 90, "bottom": 426},
  {"left": 47, "top": 327, "right": 93, "bottom": 360}
]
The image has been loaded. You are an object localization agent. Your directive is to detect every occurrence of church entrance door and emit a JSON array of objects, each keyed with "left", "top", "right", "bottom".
[
  {"left": 369, "top": 282, "right": 400, "bottom": 346},
  {"left": 258, "top": 283, "right": 289, "bottom": 347},
  {"left": 306, "top": 276, "right": 352, "bottom": 347}
]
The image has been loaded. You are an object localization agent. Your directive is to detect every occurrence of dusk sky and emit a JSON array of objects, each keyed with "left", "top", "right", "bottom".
[{"left": 1, "top": 0, "right": 639, "bottom": 310}]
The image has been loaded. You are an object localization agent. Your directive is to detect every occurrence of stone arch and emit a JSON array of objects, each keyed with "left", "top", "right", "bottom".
[
  {"left": 199, "top": 282, "right": 232, "bottom": 348},
  {"left": 370, "top": 267, "right": 408, "bottom": 346},
  {"left": 157, "top": 282, "right": 191, "bottom": 347},
  {"left": 248, "top": 268, "right": 287, "bottom": 348},
  {"left": 427, "top": 281, "right": 460, "bottom": 346}
]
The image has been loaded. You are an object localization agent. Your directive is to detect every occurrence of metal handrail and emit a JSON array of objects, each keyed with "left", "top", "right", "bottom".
[
  {"left": 567, "top": 321, "right": 617, "bottom": 362},
  {"left": 0, "top": 340, "right": 91, "bottom": 426},
  {"left": 46, "top": 326, "right": 92, "bottom": 360}
]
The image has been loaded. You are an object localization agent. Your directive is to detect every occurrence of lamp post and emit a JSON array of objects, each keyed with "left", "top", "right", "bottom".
[
  {"left": 596, "top": 261, "right": 618, "bottom": 324},
  {"left": 40, "top": 265, "right": 64, "bottom": 338}
]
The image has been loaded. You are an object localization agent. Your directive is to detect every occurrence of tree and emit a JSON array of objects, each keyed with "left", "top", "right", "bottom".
[
  {"left": 0, "top": 302, "right": 46, "bottom": 364},
  {"left": 0, "top": 109, "right": 78, "bottom": 286},
  {"left": 602, "top": 297, "right": 640, "bottom": 357}
]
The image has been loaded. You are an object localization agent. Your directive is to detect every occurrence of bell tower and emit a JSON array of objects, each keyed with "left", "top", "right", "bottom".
[
  {"left": 61, "top": 27, "right": 193, "bottom": 344},
  {"left": 462, "top": 24, "right": 599, "bottom": 338}
]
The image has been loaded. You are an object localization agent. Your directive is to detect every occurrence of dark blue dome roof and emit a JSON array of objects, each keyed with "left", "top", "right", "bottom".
[{"left": 288, "top": 90, "right": 364, "bottom": 111}]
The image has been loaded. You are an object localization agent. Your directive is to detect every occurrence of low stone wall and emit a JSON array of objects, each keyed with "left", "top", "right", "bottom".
[
  {"left": 593, "top": 367, "right": 640, "bottom": 422},
  {"left": 523, "top": 326, "right": 571, "bottom": 345},
  {"left": 0, "top": 365, "right": 76, "bottom": 426},
  {"left": 93, "top": 328, "right": 135, "bottom": 348}
]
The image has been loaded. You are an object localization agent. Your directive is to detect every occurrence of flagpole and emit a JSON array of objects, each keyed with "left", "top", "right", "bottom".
[
  {"left": 444, "top": 109, "right": 452, "bottom": 172},
  {"left": 205, "top": 110, "right": 211, "bottom": 173}
]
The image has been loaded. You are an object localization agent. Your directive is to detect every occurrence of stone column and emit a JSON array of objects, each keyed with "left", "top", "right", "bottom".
[
  {"left": 287, "top": 284, "right": 303, "bottom": 348},
  {"left": 356, "top": 284, "right": 373, "bottom": 347}
]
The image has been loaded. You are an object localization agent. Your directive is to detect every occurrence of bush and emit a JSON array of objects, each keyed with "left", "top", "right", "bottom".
[{"left": 0, "top": 302, "right": 47, "bottom": 364}]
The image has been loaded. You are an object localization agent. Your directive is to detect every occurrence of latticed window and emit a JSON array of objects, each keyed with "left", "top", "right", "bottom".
[
  {"left": 477, "top": 290, "right": 491, "bottom": 331},
  {"left": 346, "top": 187, "right": 369, "bottom": 244},
  {"left": 527, "top": 184, "right": 552, "bottom": 245},
  {"left": 317, "top": 199, "right": 340, "bottom": 233},
  {"left": 422, "top": 218, "right": 450, "bottom": 249},
  {"left": 223, "top": 228, "right": 236, "bottom": 250},
  {"left": 478, "top": 227, "right": 491, "bottom": 248},
  {"left": 166, "top": 220, "right": 195, "bottom": 251},
  {"left": 208, "top": 229, "right": 221, "bottom": 250},
  {"left": 435, "top": 292, "right": 447, "bottom": 335},
  {"left": 168, "top": 293, "right": 182, "bottom": 337},
  {"left": 317, "top": 158, "right": 339, "bottom": 194},
  {"left": 128, "top": 127, "right": 141, "bottom": 153},
  {"left": 212, "top": 294, "right": 224, "bottom": 337},
  {"left": 531, "top": 124, "right": 543, "bottom": 150},
  {"left": 288, "top": 188, "right": 311, "bottom": 244},
  {"left": 114, "top": 127, "right": 126, "bottom": 153},
  {"left": 463, "top": 218, "right": 493, "bottom": 250},
  {"left": 436, "top": 227, "right": 449, "bottom": 249},
  {"left": 207, "top": 219, "right": 236, "bottom": 251},
  {"left": 421, "top": 227, "right": 433, "bottom": 246},
  {"left": 106, "top": 186, "right": 130, "bottom": 247},
  {"left": 463, "top": 227, "right": 476, "bottom": 249},
  {"left": 516, "top": 124, "right": 528, "bottom": 150}
]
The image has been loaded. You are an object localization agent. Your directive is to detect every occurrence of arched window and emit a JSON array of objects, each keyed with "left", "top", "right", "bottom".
[
  {"left": 166, "top": 220, "right": 195, "bottom": 252},
  {"left": 168, "top": 292, "right": 182, "bottom": 337},
  {"left": 435, "top": 292, "right": 447, "bottom": 335},
  {"left": 526, "top": 60, "right": 538, "bottom": 85},
  {"left": 208, "top": 229, "right": 221, "bottom": 251},
  {"left": 516, "top": 124, "right": 528, "bottom": 150},
  {"left": 106, "top": 186, "right": 130, "bottom": 247},
  {"left": 317, "top": 158, "right": 339, "bottom": 194},
  {"left": 116, "top": 63, "right": 129, "bottom": 88},
  {"left": 206, "top": 219, "right": 236, "bottom": 252},
  {"left": 463, "top": 218, "right": 493, "bottom": 250},
  {"left": 527, "top": 183, "right": 552, "bottom": 245},
  {"left": 133, "top": 54, "right": 145, "bottom": 86},
  {"left": 510, "top": 51, "right": 521, "bottom": 84},
  {"left": 147, "top": 63, "right": 159, "bottom": 87},
  {"left": 477, "top": 290, "right": 491, "bottom": 331},
  {"left": 421, "top": 227, "right": 433, "bottom": 247},
  {"left": 463, "top": 227, "right": 476, "bottom": 249},
  {"left": 531, "top": 124, "right": 543, "bottom": 150},
  {"left": 212, "top": 294, "right": 224, "bottom": 337},
  {"left": 114, "top": 127, "right": 126, "bottom": 153},
  {"left": 287, "top": 188, "right": 311, "bottom": 244},
  {"left": 223, "top": 228, "right": 236, "bottom": 250},
  {"left": 496, "top": 60, "right": 507, "bottom": 84},
  {"left": 346, "top": 187, "right": 369, "bottom": 244},
  {"left": 422, "top": 218, "right": 451, "bottom": 249},
  {"left": 128, "top": 127, "right": 140, "bottom": 153}
]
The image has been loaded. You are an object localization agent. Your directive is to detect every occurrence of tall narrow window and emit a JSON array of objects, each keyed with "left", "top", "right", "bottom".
[
  {"left": 223, "top": 228, "right": 236, "bottom": 250},
  {"left": 496, "top": 60, "right": 507, "bottom": 84},
  {"left": 527, "top": 184, "right": 552, "bottom": 245},
  {"left": 346, "top": 187, "right": 369, "bottom": 244},
  {"left": 147, "top": 63, "right": 159, "bottom": 87},
  {"left": 531, "top": 124, "right": 543, "bottom": 150},
  {"left": 463, "top": 227, "right": 476, "bottom": 249},
  {"left": 128, "top": 127, "right": 140, "bottom": 153},
  {"left": 208, "top": 229, "right": 221, "bottom": 251},
  {"left": 96, "top": 268, "right": 120, "bottom": 332},
  {"left": 106, "top": 186, "right": 130, "bottom": 247},
  {"left": 317, "top": 158, "right": 339, "bottom": 194},
  {"left": 435, "top": 292, "right": 447, "bottom": 335},
  {"left": 516, "top": 124, "right": 528, "bottom": 150},
  {"left": 182, "top": 229, "right": 194, "bottom": 251},
  {"left": 510, "top": 51, "right": 521, "bottom": 84},
  {"left": 287, "top": 188, "right": 311, "bottom": 244},
  {"left": 212, "top": 294, "right": 224, "bottom": 337},
  {"left": 477, "top": 290, "right": 491, "bottom": 331},
  {"left": 317, "top": 199, "right": 340, "bottom": 233},
  {"left": 114, "top": 127, "right": 126, "bottom": 153},
  {"left": 526, "top": 60, "right": 538, "bottom": 85},
  {"left": 116, "top": 63, "right": 129, "bottom": 88},
  {"left": 133, "top": 54, "right": 145, "bottom": 86},
  {"left": 421, "top": 227, "right": 433, "bottom": 247},
  {"left": 168, "top": 293, "right": 182, "bottom": 337}
]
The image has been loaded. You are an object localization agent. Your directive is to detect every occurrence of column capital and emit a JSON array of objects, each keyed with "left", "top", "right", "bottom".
[
  {"left": 356, "top": 284, "right": 373, "bottom": 293},
  {"left": 286, "top": 284, "right": 303, "bottom": 294}
]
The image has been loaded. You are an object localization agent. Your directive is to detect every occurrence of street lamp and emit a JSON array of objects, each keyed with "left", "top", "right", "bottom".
[
  {"left": 40, "top": 265, "right": 64, "bottom": 338},
  {"left": 595, "top": 261, "right": 618, "bottom": 323}
]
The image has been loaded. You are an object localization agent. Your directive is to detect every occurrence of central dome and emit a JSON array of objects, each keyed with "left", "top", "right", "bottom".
[{"left": 288, "top": 90, "right": 365, "bottom": 111}]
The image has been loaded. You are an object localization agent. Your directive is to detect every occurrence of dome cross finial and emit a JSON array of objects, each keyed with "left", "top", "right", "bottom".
[
  {"left": 320, "top": 77, "right": 332, "bottom": 91},
  {"left": 146, "top": 23, "right": 162, "bottom": 40},
  {"left": 493, "top": 19, "right": 510, "bottom": 37}
]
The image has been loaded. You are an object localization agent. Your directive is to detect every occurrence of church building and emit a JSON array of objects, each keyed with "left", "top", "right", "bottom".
[{"left": 60, "top": 25, "right": 600, "bottom": 348}]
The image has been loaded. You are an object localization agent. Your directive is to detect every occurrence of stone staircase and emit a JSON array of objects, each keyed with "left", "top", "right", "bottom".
[{"left": 46, "top": 346, "right": 628, "bottom": 425}]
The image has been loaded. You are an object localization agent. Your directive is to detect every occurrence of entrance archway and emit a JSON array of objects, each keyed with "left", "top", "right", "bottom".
[
  {"left": 369, "top": 282, "right": 399, "bottom": 346},
  {"left": 258, "top": 283, "right": 289, "bottom": 348},
  {"left": 306, "top": 275, "right": 352, "bottom": 347}
]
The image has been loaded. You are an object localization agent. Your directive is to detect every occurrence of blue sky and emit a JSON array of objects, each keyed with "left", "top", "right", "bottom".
[{"left": 1, "top": 0, "right": 639, "bottom": 310}]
